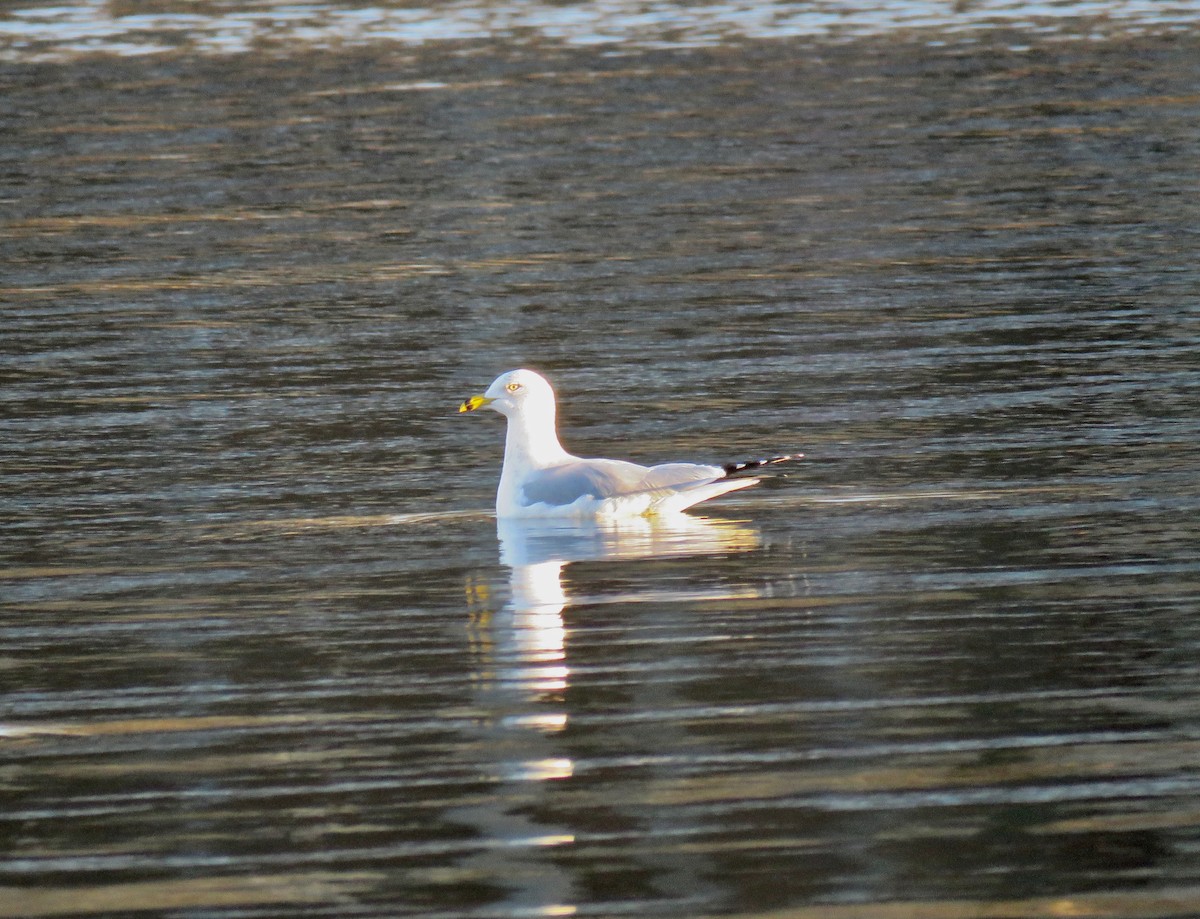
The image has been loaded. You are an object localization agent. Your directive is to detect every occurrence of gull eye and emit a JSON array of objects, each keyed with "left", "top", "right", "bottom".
[{"left": 505, "top": 382, "right": 522, "bottom": 393}]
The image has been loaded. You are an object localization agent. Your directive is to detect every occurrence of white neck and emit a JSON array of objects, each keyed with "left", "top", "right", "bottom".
[
  {"left": 495, "top": 400, "right": 570, "bottom": 516},
  {"left": 502, "top": 402, "right": 570, "bottom": 470}
]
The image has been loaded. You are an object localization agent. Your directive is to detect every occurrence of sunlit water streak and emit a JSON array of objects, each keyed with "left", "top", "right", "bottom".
[{"left": 2, "top": 0, "right": 1200, "bottom": 60}]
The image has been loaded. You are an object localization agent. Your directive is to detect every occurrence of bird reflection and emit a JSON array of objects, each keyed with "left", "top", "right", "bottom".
[
  {"left": 460, "top": 514, "right": 761, "bottom": 916},
  {"left": 468, "top": 513, "right": 761, "bottom": 738}
]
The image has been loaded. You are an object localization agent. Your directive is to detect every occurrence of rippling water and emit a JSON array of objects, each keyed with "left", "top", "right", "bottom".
[
  {"left": 5, "top": 0, "right": 1200, "bottom": 60},
  {"left": 2, "top": 2, "right": 1200, "bottom": 917}
]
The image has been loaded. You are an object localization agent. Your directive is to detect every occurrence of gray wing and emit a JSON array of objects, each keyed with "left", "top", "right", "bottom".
[{"left": 521, "top": 458, "right": 724, "bottom": 508}]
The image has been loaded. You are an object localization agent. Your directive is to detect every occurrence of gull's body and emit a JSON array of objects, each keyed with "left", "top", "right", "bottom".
[{"left": 459, "top": 369, "right": 798, "bottom": 519}]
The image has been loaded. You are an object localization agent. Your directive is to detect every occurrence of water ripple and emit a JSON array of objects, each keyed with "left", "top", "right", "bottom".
[{"left": 2, "top": 0, "right": 1200, "bottom": 60}]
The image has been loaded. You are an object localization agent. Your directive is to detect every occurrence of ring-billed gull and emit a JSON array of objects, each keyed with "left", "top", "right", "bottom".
[{"left": 459, "top": 369, "right": 800, "bottom": 518}]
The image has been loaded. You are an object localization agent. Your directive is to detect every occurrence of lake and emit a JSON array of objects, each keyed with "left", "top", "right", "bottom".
[{"left": 2, "top": 1, "right": 1199, "bottom": 916}]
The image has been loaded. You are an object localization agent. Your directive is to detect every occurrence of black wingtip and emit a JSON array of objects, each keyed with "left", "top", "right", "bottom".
[{"left": 722, "top": 454, "right": 804, "bottom": 477}]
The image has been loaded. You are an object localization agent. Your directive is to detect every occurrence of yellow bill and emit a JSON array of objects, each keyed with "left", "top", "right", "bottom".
[{"left": 459, "top": 394, "right": 494, "bottom": 413}]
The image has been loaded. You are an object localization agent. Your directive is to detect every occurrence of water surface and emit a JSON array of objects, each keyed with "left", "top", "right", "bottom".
[{"left": 2, "top": 4, "right": 1199, "bottom": 917}]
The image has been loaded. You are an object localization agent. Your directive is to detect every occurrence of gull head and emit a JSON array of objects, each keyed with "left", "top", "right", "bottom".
[{"left": 459, "top": 368, "right": 557, "bottom": 420}]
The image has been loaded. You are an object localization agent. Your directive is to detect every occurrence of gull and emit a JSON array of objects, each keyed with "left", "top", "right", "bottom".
[{"left": 459, "top": 369, "right": 800, "bottom": 518}]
